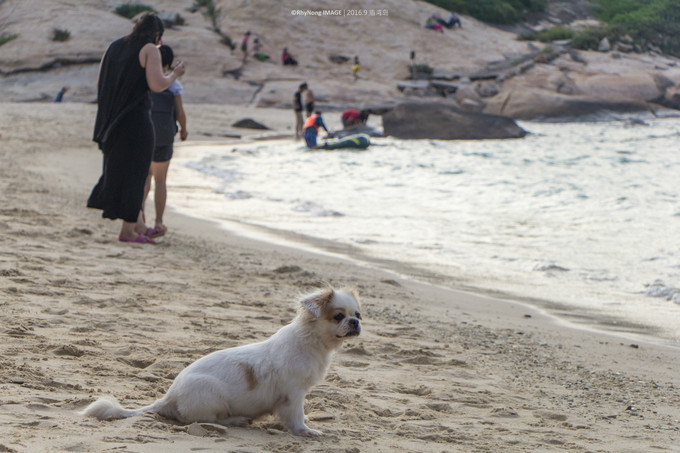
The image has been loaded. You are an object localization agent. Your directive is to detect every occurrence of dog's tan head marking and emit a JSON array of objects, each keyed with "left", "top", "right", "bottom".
[
  {"left": 299, "top": 286, "right": 362, "bottom": 344},
  {"left": 300, "top": 286, "right": 335, "bottom": 318}
]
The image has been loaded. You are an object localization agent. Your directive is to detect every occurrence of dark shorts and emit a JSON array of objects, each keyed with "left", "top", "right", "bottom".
[
  {"left": 303, "top": 127, "right": 317, "bottom": 148},
  {"left": 153, "top": 144, "right": 173, "bottom": 163},
  {"left": 305, "top": 102, "right": 314, "bottom": 114}
]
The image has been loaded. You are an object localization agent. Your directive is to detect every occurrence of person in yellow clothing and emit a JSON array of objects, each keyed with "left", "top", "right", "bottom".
[
  {"left": 303, "top": 111, "right": 331, "bottom": 148},
  {"left": 351, "top": 56, "right": 360, "bottom": 80}
]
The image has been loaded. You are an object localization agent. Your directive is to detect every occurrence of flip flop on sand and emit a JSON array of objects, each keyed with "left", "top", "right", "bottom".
[
  {"left": 146, "top": 227, "right": 166, "bottom": 238},
  {"left": 119, "top": 234, "right": 156, "bottom": 244}
]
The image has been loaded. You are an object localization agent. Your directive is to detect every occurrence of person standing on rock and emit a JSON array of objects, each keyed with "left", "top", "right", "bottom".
[
  {"left": 240, "top": 31, "right": 251, "bottom": 63},
  {"left": 352, "top": 56, "right": 360, "bottom": 81},
  {"left": 88, "top": 13, "right": 186, "bottom": 244},
  {"left": 54, "top": 86, "right": 69, "bottom": 102}
]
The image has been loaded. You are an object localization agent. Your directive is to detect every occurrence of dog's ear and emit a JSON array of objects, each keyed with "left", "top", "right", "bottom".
[{"left": 301, "top": 287, "right": 335, "bottom": 318}]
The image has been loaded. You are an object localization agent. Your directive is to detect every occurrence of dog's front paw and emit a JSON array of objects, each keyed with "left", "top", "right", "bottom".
[{"left": 293, "top": 426, "right": 323, "bottom": 437}]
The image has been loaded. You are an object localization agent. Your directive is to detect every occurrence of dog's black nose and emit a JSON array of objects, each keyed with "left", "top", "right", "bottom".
[{"left": 349, "top": 318, "right": 359, "bottom": 329}]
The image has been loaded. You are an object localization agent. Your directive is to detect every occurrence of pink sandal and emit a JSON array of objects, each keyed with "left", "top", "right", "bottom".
[
  {"left": 146, "top": 227, "right": 166, "bottom": 238},
  {"left": 119, "top": 234, "right": 156, "bottom": 244}
]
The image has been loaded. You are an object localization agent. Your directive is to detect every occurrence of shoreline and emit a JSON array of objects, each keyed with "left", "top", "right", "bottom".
[
  {"left": 169, "top": 201, "right": 680, "bottom": 350},
  {"left": 168, "top": 125, "right": 680, "bottom": 350},
  {"left": 1, "top": 101, "right": 679, "bottom": 452}
]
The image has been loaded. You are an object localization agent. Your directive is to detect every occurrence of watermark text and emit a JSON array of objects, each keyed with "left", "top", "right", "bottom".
[{"left": 290, "top": 9, "right": 389, "bottom": 17}]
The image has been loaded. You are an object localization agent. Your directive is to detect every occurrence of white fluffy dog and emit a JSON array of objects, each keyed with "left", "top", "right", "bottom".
[{"left": 82, "top": 286, "right": 362, "bottom": 437}]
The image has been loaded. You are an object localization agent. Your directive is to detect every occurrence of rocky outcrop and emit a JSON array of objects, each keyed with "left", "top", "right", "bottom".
[
  {"left": 478, "top": 48, "right": 680, "bottom": 119},
  {"left": 381, "top": 102, "right": 526, "bottom": 140},
  {"left": 232, "top": 118, "right": 269, "bottom": 130},
  {"left": 484, "top": 88, "right": 652, "bottom": 120}
]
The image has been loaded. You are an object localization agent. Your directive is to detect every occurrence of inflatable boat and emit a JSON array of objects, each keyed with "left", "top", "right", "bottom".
[{"left": 320, "top": 134, "right": 370, "bottom": 150}]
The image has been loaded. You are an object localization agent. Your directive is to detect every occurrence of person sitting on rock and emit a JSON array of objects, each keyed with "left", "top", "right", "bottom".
[
  {"left": 282, "top": 47, "right": 298, "bottom": 66},
  {"left": 425, "top": 15, "right": 444, "bottom": 33},
  {"left": 445, "top": 11, "right": 462, "bottom": 28},
  {"left": 303, "top": 111, "right": 331, "bottom": 148},
  {"left": 252, "top": 37, "right": 270, "bottom": 61}
]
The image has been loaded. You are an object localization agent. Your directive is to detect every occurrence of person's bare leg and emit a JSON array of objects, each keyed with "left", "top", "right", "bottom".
[
  {"left": 143, "top": 172, "right": 153, "bottom": 215},
  {"left": 134, "top": 210, "right": 148, "bottom": 235},
  {"left": 151, "top": 160, "right": 170, "bottom": 231},
  {"left": 120, "top": 219, "right": 139, "bottom": 241},
  {"left": 119, "top": 212, "right": 154, "bottom": 244}
]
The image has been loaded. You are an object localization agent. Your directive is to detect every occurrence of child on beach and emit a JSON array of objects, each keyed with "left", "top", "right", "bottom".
[{"left": 352, "top": 56, "right": 360, "bottom": 80}]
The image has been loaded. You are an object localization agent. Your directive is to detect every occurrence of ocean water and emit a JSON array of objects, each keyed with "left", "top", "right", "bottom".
[{"left": 170, "top": 116, "right": 680, "bottom": 346}]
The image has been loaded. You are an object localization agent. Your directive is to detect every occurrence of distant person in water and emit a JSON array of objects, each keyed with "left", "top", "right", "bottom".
[
  {"left": 303, "top": 111, "right": 331, "bottom": 148},
  {"left": 282, "top": 47, "right": 298, "bottom": 65},
  {"left": 54, "top": 86, "right": 69, "bottom": 102}
]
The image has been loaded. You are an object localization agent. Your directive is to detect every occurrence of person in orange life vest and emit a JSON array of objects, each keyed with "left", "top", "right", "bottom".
[{"left": 303, "top": 111, "right": 331, "bottom": 148}]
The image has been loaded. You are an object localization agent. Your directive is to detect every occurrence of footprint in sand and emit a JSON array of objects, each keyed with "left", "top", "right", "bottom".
[
  {"left": 396, "top": 385, "right": 432, "bottom": 396},
  {"left": 533, "top": 409, "right": 568, "bottom": 422},
  {"left": 52, "top": 344, "right": 84, "bottom": 357},
  {"left": 491, "top": 407, "right": 519, "bottom": 417}
]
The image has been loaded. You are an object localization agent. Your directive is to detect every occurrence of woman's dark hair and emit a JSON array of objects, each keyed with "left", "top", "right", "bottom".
[
  {"left": 126, "top": 13, "right": 164, "bottom": 44},
  {"left": 159, "top": 44, "right": 174, "bottom": 68}
]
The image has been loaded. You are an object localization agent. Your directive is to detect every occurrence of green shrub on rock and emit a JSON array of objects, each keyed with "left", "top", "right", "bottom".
[
  {"left": 52, "top": 28, "right": 71, "bottom": 42},
  {"left": 114, "top": 4, "right": 157, "bottom": 19}
]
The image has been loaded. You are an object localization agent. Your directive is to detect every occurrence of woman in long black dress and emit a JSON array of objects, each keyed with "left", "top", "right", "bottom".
[{"left": 88, "top": 13, "right": 185, "bottom": 244}]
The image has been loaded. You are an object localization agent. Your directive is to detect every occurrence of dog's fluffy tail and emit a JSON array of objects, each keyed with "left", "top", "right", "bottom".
[{"left": 81, "top": 396, "right": 155, "bottom": 420}]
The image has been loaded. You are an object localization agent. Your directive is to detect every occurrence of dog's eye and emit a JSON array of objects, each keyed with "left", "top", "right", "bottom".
[
  {"left": 355, "top": 312, "right": 362, "bottom": 320},
  {"left": 333, "top": 313, "right": 345, "bottom": 322}
]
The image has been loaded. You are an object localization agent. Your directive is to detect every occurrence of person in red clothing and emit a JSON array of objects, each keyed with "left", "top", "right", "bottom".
[
  {"left": 341, "top": 109, "right": 369, "bottom": 128},
  {"left": 282, "top": 47, "right": 298, "bottom": 66}
]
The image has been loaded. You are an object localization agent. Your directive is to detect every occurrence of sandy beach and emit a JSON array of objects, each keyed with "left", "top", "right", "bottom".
[{"left": 0, "top": 101, "right": 678, "bottom": 452}]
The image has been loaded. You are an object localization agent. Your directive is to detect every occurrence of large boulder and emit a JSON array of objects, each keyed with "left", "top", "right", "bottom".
[
  {"left": 232, "top": 118, "right": 270, "bottom": 130},
  {"left": 484, "top": 88, "right": 651, "bottom": 120},
  {"left": 381, "top": 102, "right": 526, "bottom": 140}
]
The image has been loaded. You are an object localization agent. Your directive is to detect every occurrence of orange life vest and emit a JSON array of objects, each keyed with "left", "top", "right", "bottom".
[{"left": 304, "top": 113, "right": 319, "bottom": 131}]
